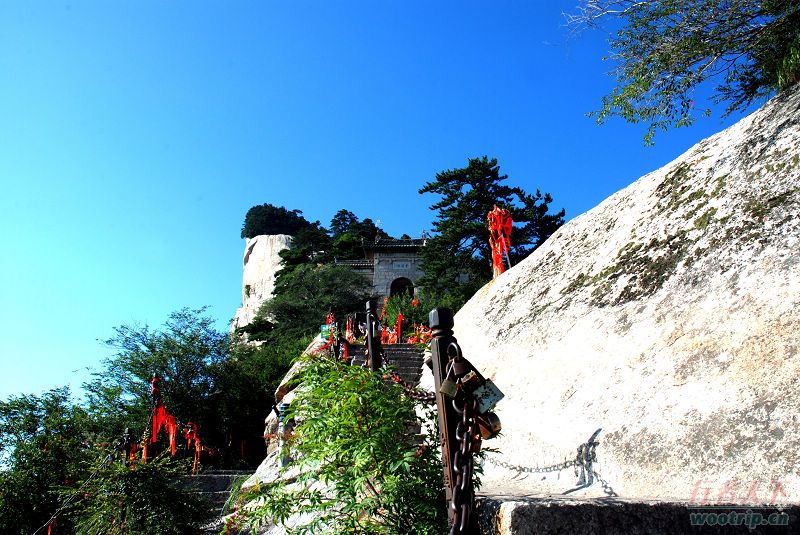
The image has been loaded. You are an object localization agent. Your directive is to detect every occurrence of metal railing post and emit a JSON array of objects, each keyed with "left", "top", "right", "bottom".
[{"left": 429, "top": 307, "right": 459, "bottom": 526}]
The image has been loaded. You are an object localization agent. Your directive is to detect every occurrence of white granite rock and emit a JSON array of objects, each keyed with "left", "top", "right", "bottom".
[
  {"left": 445, "top": 85, "right": 800, "bottom": 505},
  {"left": 232, "top": 234, "right": 292, "bottom": 331}
]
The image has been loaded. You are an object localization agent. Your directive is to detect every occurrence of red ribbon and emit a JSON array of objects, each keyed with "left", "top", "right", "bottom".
[{"left": 487, "top": 205, "right": 513, "bottom": 278}]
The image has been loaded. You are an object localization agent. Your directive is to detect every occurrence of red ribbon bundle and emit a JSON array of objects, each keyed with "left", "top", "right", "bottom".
[
  {"left": 151, "top": 400, "right": 179, "bottom": 455},
  {"left": 487, "top": 205, "right": 513, "bottom": 278},
  {"left": 396, "top": 312, "right": 404, "bottom": 342}
]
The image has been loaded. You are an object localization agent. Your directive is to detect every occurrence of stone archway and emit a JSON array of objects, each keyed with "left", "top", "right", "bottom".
[{"left": 389, "top": 277, "right": 414, "bottom": 297}]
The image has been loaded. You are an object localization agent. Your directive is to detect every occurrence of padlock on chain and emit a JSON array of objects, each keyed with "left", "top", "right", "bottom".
[
  {"left": 458, "top": 369, "right": 504, "bottom": 415},
  {"left": 451, "top": 358, "right": 472, "bottom": 377},
  {"left": 460, "top": 370, "right": 482, "bottom": 393},
  {"left": 470, "top": 432, "right": 483, "bottom": 453},
  {"left": 438, "top": 363, "right": 458, "bottom": 398},
  {"left": 476, "top": 411, "right": 502, "bottom": 440},
  {"left": 472, "top": 379, "right": 504, "bottom": 414}
]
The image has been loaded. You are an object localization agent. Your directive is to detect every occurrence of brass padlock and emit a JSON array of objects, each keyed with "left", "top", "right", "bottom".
[
  {"left": 439, "top": 378, "right": 458, "bottom": 398},
  {"left": 460, "top": 370, "right": 483, "bottom": 394},
  {"left": 476, "top": 412, "right": 502, "bottom": 440},
  {"left": 438, "top": 364, "right": 458, "bottom": 398}
]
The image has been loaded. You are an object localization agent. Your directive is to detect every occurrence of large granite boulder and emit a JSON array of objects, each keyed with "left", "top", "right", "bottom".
[
  {"left": 446, "top": 85, "right": 800, "bottom": 504},
  {"left": 232, "top": 234, "right": 292, "bottom": 331}
]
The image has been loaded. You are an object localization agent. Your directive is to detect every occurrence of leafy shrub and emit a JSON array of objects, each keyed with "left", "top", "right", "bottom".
[
  {"left": 68, "top": 452, "right": 214, "bottom": 535},
  {"left": 0, "top": 388, "right": 94, "bottom": 534},
  {"left": 229, "top": 353, "right": 447, "bottom": 534},
  {"left": 380, "top": 292, "right": 437, "bottom": 332}
]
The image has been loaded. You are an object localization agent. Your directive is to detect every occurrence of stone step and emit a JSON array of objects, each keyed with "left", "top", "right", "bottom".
[
  {"left": 342, "top": 343, "right": 425, "bottom": 388},
  {"left": 473, "top": 496, "right": 798, "bottom": 534},
  {"left": 349, "top": 358, "right": 424, "bottom": 367},
  {"left": 188, "top": 473, "right": 248, "bottom": 493},
  {"left": 203, "top": 469, "right": 252, "bottom": 476},
  {"left": 201, "top": 490, "right": 231, "bottom": 507},
  {"left": 183, "top": 470, "right": 250, "bottom": 516}
]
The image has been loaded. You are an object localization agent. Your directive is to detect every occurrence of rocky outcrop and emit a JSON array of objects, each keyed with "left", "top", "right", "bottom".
[
  {"left": 444, "top": 85, "right": 800, "bottom": 505},
  {"left": 231, "top": 234, "right": 292, "bottom": 331}
]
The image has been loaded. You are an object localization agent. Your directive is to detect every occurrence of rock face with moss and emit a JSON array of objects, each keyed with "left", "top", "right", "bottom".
[
  {"left": 231, "top": 234, "right": 292, "bottom": 331},
  {"left": 446, "top": 85, "right": 800, "bottom": 504}
]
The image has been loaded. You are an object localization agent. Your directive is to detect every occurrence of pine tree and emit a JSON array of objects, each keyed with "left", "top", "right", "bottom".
[{"left": 418, "top": 156, "right": 564, "bottom": 309}]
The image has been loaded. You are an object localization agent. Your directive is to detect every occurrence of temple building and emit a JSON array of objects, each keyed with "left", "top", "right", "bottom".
[{"left": 335, "top": 238, "right": 426, "bottom": 298}]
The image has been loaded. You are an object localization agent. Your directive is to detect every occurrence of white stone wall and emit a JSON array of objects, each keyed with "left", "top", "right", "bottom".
[
  {"left": 231, "top": 234, "right": 292, "bottom": 331},
  {"left": 372, "top": 251, "right": 424, "bottom": 296}
]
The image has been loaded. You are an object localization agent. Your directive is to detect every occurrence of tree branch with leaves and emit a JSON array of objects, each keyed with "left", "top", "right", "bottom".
[{"left": 567, "top": 0, "right": 800, "bottom": 143}]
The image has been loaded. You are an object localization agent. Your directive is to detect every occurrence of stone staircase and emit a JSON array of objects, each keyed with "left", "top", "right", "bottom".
[
  {"left": 472, "top": 496, "right": 798, "bottom": 534},
  {"left": 186, "top": 469, "right": 251, "bottom": 514},
  {"left": 348, "top": 343, "right": 426, "bottom": 385}
]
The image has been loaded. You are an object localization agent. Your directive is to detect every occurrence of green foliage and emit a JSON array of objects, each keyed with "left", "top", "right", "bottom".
[
  {"left": 68, "top": 453, "right": 214, "bottom": 535},
  {"left": 276, "top": 210, "right": 390, "bottom": 273},
  {"left": 84, "top": 308, "right": 297, "bottom": 466},
  {"left": 0, "top": 388, "right": 94, "bottom": 534},
  {"left": 419, "top": 156, "right": 564, "bottom": 310},
  {"left": 214, "top": 335, "right": 311, "bottom": 465},
  {"left": 329, "top": 209, "right": 389, "bottom": 261},
  {"left": 83, "top": 308, "right": 229, "bottom": 444},
  {"left": 258, "top": 264, "right": 373, "bottom": 340},
  {"left": 777, "top": 34, "right": 800, "bottom": 88},
  {"left": 380, "top": 292, "right": 437, "bottom": 331},
  {"left": 231, "top": 354, "right": 447, "bottom": 534},
  {"left": 241, "top": 204, "right": 312, "bottom": 239},
  {"left": 569, "top": 0, "right": 800, "bottom": 144},
  {"left": 277, "top": 221, "right": 334, "bottom": 271},
  {"left": 0, "top": 311, "right": 300, "bottom": 532}
]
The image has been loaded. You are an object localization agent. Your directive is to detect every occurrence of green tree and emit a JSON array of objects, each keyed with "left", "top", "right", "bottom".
[
  {"left": 213, "top": 335, "right": 311, "bottom": 466},
  {"left": 418, "top": 156, "right": 564, "bottom": 309},
  {"left": 68, "top": 453, "right": 214, "bottom": 535},
  {"left": 241, "top": 204, "right": 312, "bottom": 239},
  {"left": 329, "top": 209, "right": 360, "bottom": 236},
  {"left": 0, "top": 387, "right": 93, "bottom": 534},
  {"left": 257, "top": 263, "right": 373, "bottom": 339},
  {"left": 276, "top": 221, "right": 333, "bottom": 272},
  {"left": 329, "top": 209, "right": 389, "bottom": 261},
  {"left": 568, "top": 0, "right": 800, "bottom": 143},
  {"left": 84, "top": 308, "right": 229, "bottom": 443}
]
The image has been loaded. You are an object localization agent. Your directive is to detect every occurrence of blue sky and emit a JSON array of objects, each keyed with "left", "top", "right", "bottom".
[{"left": 0, "top": 1, "right": 764, "bottom": 400}]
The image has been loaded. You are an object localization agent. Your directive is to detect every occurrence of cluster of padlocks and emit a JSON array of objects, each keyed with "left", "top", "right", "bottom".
[{"left": 437, "top": 341, "right": 504, "bottom": 440}]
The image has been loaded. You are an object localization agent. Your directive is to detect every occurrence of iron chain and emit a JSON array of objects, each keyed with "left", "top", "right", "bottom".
[
  {"left": 488, "top": 429, "right": 601, "bottom": 482},
  {"left": 379, "top": 351, "right": 437, "bottom": 404},
  {"left": 450, "top": 396, "right": 479, "bottom": 535},
  {"left": 491, "top": 456, "right": 578, "bottom": 474}
]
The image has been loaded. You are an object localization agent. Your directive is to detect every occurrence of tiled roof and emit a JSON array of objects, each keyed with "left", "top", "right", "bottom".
[
  {"left": 335, "top": 259, "right": 374, "bottom": 269},
  {"left": 364, "top": 238, "right": 426, "bottom": 251}
]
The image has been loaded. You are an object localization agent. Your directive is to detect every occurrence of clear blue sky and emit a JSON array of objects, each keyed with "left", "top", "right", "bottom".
[{"left": 0, "top": 1, "right": 763, "bottom": 400}]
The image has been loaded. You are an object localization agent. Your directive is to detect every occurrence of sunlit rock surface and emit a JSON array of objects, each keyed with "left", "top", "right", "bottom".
[
  {"left": 445, "top": 85, "right": 800, "bottom": 506},
  {"left": 231, "top": 234, "right": 292, "bottom": 331}
]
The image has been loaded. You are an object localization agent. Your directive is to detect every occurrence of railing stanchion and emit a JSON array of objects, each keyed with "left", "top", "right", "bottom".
[{"left": 429, "top": 307, "right": 458, "bottom": 527}]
